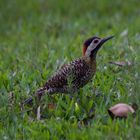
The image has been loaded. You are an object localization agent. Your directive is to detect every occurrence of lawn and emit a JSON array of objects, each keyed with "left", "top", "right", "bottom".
[{"left": 0, "top": 0, "right": 140, "bottom": 139}]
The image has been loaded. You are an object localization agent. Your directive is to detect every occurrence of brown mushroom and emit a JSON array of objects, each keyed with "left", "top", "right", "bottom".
[{"left": 108, "top": 103, "right": 138, "bottom": 119}]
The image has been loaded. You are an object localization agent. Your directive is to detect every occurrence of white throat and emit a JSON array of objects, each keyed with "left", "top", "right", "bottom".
[{"left": 85, "top": 42, "right": 96, "bottom": 57}]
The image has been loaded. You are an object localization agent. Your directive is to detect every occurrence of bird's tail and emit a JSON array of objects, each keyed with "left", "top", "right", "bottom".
[{"left": 23, "top": 86, "right": 47, "bottom": 106}]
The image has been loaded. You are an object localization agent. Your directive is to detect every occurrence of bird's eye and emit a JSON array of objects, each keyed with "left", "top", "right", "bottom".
[{"left": 94, "top": 40, "right": 98, "bottom": 44}]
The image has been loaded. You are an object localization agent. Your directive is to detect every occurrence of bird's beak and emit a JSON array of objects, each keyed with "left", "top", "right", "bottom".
[
  {"left": 94, "top": 36, "right": 114, "bottom": 55},
  {"left": 100, "top": 36, "right": 114, "bottom": 45}
]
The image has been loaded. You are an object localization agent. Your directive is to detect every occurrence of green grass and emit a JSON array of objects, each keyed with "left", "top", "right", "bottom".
[{"left": 0, "top": 0, "right": 140, "bottom": 139}]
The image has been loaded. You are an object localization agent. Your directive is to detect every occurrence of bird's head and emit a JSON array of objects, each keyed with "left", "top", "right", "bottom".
[{"left": 83, "top": 36, "right": 114, "bottom": 58}]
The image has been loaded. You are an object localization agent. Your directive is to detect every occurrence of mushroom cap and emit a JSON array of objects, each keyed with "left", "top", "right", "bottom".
[{"left": 108, "top": 103, "right": 135, "bottom": 118}]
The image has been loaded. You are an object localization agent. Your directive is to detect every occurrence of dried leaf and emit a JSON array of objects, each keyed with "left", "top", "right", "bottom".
[
  {"left": 8, "top": 92, "right": 15, "bottom": 109},
  {"left": 8, "top": 92, "right": 14, "bottom": 102},
  {"left": 48, "top": 103, "right": 56, "bottom": 110},
  {"left": 120, "top": 29, "right": 128, "bottom": 37},
  {"left": 37, "top": 106, "right": 41, "bottom": 120},
  {"left": 109, "top": 61, "right": 132, "bottom": 67}
]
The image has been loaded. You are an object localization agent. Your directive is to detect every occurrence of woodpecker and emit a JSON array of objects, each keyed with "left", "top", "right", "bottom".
[{"left": 24, "top": 36, "right": 113, "bottom": 105}]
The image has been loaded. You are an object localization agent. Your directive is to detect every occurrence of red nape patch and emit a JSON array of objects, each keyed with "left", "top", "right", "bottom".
[{"left": 83, "top": 45, "right": 88, "bottom": 56}]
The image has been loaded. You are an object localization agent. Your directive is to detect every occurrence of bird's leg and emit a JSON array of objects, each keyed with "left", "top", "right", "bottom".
[
  {"left": 36, "top": 87, "right": 47, "bottom": 100},
  {"left": 23, "top": 87, "right": 47, "bottom": 106}
]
